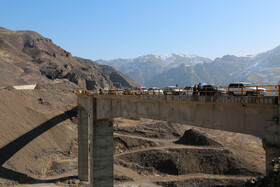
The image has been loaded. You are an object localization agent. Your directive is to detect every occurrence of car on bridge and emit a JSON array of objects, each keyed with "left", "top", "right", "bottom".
[
  {"left": 200, "top": 85, "right": 227, "bottom": 96},
  {"left": 134, "top": 87, "right": 148, "bottom": 95},
  {"left": 164, "top": 86, "right": 180, "bottom": 95},
  {"left": 123, "top": 88, "right": 133, "bottom": 95},
  {"left": 228, "top": 82, "right": 266, "bottom": 96},
  {"left": 108, "top": 88, "right": 124, "bottom": 95},
  {"left": 182, "top": 86, "right": 194, "bottom": 96},
  {"left": 148, "top": 87, "right": 163, "bottom": 95}
]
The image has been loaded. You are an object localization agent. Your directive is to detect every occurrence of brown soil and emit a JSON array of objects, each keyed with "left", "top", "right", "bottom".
[
  {"left": 156, "top": 177, "right": 246, "bottom": 187},
  {"left": 113, "top": 118, "right": 265, "bottom": 187},
  {"left": 114, "top": 120, "right": 183, "bottom": 139},
  {"left": 114, "top": 134, "right": 161, "bottom": 154}
]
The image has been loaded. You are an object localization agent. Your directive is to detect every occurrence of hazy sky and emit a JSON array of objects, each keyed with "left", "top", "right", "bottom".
[{"left": 1, "top": 0, "right": 280, "bottom": 60}]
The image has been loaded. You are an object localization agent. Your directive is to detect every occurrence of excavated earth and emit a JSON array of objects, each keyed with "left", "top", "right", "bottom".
[{"left": 113, "top": 118, "right": 265, "bottom": 187}]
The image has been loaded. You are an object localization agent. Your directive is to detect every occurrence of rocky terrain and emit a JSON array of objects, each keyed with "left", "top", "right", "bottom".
[
  {"left": 113, "top": 119, "right": 265, "bottom": 187},
  {"left": 0, "top": 27, "right": 139, "bottom": 90}
]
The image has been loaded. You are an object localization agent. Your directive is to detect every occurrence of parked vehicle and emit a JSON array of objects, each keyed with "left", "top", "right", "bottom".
[
  {"left": 164, "top": 86, "right": 180, "bottom": 95},
  {"left": 228, "top": 82, "right": 266, "bottom": 96},
  {"left": 123, "top": 88, "right": 133, "bottom": 95},
  {"left": 108, "top": 89, "right": 115, "bottom": 95},
  {"left": 108, "top": 88, "right": 124, "bottom": 95},
  {"left": 182, "top": 86, "right": 193, "bottom": 96},
  {"left": 134, "top": 87, "right": 148, "bottom": 95},
  {"left": 200, "top": 85, "right": 227, "bottom": 96},
  {"left": 142, "top": 87, "right": 148, "bottom": 95},
  {"left": 148, "top": 87, "right": 163, "bottom": 95}
]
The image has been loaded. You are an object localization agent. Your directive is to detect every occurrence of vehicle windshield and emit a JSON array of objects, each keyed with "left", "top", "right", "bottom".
[
  {"left": 203, "top": 85, "right": 217, "bottom": 88},
  {"left": 244, "top": 83, "right": 255, "bottom": 87},
  {"left": 148, "top": 88, "right": 158, "bottom": 90},
  {"left": 168, "top": 86, "right": 178, "bottom": 88}
]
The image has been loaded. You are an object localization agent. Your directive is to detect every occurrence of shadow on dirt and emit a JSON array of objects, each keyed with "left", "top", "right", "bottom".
[
  {"left": 0, "top": 106, "right": 78, "bottom": 184},
  {"left": 0, "top": 166, "right": 78, "bottom": 184}
]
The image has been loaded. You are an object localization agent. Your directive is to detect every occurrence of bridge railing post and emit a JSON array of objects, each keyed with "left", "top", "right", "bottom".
[
  {"left": 205, "top": 88, "right": 207, "bottom": 100},
  {"left": 227, "top": 86, "right": 230, "bottom": 100},
  {"left": 256, "top": 86, "right": 259, "bottom": 100},
  {"left": 179, "top": 88, "right": 181, "bottom": 99},
  {"left": 216, "top": 86, "right": 218, "bottom": 100},
  {"left": 241, "top": 86, "right": 244, "bottom": 101},
  {"left": 278, "top": 84, "right": 280, "bottom": 103}
]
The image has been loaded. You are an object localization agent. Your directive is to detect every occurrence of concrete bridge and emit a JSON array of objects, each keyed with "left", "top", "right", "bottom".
[{"left": 77, "top": 93, "right": 280, "bottom": 187}]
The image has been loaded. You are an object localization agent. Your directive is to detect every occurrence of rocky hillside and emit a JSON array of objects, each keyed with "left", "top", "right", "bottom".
[
  {"left": 0, "top": 27, "right": 139, "bottom": 90},
  {"left": 97, "top": 46, "right": 280, "bottom": 87},
  {"left": 0, "top": 27, "right": 139, "bottom": 186}
]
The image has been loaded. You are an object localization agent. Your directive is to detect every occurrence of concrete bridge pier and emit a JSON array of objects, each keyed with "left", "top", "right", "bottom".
[
  {"left": 78, "top": 96, "right": 114, "bottom": 186},
  {"left": 263, "top": 139, "right": 280, "bottom": 174},
  {"left": 90, "top": 119, "right": 114, "bottom": 187},
  {"left": 263, "top": 104, "right": 280, "bottom": 174},
  {"left": 78, "top": 107, "right": 89, "bottom": 181}
]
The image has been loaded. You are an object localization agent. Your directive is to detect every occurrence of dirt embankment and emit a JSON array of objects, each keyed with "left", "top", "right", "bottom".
[
  {"left": 113, "top": 118, "right": 265, "bottom": 187},
  {"left": 0, "top": 87, "right": 78, "bottom": 186}
]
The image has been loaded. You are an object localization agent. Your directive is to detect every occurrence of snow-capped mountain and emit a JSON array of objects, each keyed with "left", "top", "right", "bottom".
[
  {"left": 240, "top": 45, "right": 280, "bottom": 84},
  {"left": 96, "top": 46, "right": 280, "bottom": 87},
  {"left": 96, "top": 54, "right": 211, "bottom": 84}
]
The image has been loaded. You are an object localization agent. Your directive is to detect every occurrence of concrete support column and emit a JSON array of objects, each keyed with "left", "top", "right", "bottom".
[
  {"left": 263, "top": 103, "right": 280, "bottom": 174},
  {"left": 262, "top": 139, "right": 280, "bottom": 174},
  {"left": 78, "top": 108, "right": 89, "bottom": 181},
  {"left": 90, "top": 119, "right": 114, "bottom": 187}
]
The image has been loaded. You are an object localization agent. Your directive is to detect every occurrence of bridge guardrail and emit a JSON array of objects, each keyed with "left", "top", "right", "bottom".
[{"left": 76, "top": 85, "right": 280, "bottom": 103}]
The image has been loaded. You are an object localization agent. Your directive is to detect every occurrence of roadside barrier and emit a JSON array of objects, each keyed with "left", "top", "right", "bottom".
[{"left": 76, "top": 85, "right": 280, "bottom": 101}]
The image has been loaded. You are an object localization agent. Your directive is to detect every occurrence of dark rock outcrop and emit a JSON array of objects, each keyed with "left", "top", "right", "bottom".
[{"left": 174, "top": 129, "right": 222, "bottom": 147}]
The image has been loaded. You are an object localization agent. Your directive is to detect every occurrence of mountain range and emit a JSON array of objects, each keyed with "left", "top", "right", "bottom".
[
  {"left": 2, "top": 26, "right": 278, "bottom": 89},
  {"left": 97, "top": 46, "right": 280, "bottom": 87}
]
